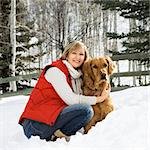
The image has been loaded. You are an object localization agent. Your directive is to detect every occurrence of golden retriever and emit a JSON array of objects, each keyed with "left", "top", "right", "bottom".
[{"left": 82, "top": 56, "right": 116, "bottom": 133}]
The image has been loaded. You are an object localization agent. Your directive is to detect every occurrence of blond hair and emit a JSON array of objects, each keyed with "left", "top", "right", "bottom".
[{"left": 61, "top": 41, "right": 89, "bottom": 62}]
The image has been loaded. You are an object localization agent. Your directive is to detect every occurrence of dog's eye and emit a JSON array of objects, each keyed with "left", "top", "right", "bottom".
[
  {"left": 103, "top": 64, "right": 107, "bottom": 68},
  {"left": 92, "top": 65, "right": 98, "bottom": 69}
]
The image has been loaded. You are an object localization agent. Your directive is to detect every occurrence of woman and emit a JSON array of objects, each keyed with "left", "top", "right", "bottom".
[{"left": 19, "top": 41, "right": 110, "bottom": 142}]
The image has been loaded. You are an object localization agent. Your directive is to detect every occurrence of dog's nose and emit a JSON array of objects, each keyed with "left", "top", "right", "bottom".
[{"left": 101, "top": 73, "right": 106, "bottom": 79}]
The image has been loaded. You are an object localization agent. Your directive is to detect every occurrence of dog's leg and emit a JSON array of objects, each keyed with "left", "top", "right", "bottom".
[{"left": 84, "top": 116, "right": 98, "bottom": 134}]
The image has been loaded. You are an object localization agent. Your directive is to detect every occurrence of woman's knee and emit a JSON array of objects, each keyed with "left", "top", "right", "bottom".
[
  {"left": 59, "top": 103, "right": 94, "bottom": 124},
  {"left": 79, "top": 104, "right": 94, "bottom": 121}
]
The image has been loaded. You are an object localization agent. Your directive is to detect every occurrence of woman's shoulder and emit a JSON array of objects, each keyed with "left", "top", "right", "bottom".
[
  {"left": 44, "top": 67, "right": 66, "bottom": 83},
  {"left": 45, "top": 67, "right": 65, "bottom": 76}
]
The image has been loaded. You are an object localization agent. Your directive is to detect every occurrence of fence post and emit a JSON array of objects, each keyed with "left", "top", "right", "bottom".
[
  {"left": 116, "top": 61, "right": 120, "bottom": 86},
  {"left": 132, "top": 60, "right": 136, "bottom": 86}
]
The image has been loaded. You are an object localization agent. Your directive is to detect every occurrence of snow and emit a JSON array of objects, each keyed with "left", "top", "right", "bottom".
[
  {"left": 0, "top": 86, "right": 149, "bottom": 150},
  {"left": 28, "top": 37, "right": 38, "bottom": 45}
]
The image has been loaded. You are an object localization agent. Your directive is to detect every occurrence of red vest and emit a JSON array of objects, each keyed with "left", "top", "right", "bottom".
[{"left": 19, "top": 59, "right": 72, "bottom": 126}]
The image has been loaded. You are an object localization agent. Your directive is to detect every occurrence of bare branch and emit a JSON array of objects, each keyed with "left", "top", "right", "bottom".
[
  {"left": 0, "top": 41, "right": 11, "bottom": 45},
  {"left": 16, "top": 44, "right": 29, "bottom": 51},
  {"left": 0, "top": 25, "right": 10, "bottom": 29}
]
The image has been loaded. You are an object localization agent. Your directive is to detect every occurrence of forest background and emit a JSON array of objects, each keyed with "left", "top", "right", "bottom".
[{"left": 0, "top": 0, "right": 149, "bottom": 93}]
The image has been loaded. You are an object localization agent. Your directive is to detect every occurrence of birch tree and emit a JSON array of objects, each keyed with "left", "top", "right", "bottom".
[
  {"left": 112, "top": 10, "right": 118, "bottom": 52},
  {"left": 9, "top": 0, "right": 17, "bottom": 91},
  {"left": 103, "top": 10, "right": 109, "bottom": 55},
  {"left": 129, "top": 18, "right": 137, "bottom": 86}
]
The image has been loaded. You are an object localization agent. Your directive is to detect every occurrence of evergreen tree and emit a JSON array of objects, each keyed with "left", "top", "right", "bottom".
[
  {"left": 94, "top": 0, "right": 150, "bottom": 57},
  {"left": 95, "top": 0, "right": 150, "bottom": 86},
  {"left": 0, "top": 0, "right": 11, "bottom": 92},
  {"left": 15, "top": 0, "right": 44, "bottom": 89},
  {"left": 0, "top": 0, "right": 44, "bottom": 92}
]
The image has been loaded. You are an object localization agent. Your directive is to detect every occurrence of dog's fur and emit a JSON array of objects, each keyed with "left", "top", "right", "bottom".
[{"left": 82, "top": 56, "right": 116, "bottom": 133}]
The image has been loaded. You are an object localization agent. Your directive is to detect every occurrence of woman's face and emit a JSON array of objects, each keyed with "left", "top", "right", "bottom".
[{"left": 67, "top": 47, "right": 85, "bottom": 68}]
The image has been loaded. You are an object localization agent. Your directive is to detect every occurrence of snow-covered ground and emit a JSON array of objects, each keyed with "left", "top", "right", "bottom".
[{"left": 0, "top": 86, "right": 149, "bottom": 150}]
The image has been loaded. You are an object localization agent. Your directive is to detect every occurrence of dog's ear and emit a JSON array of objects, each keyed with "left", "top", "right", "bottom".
[
  {"left": 105, "top": 56, "right": 116, "bottom": 75},
  {"left": 82, "top": 59, "right": 95, "bottom": 79},
  {"left": 82, "top": 59, "right": 92, "bottom": 74}
]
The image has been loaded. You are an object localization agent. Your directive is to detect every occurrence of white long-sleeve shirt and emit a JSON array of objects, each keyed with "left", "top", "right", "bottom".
[{"left": 45, "top": 67, "right": 96, "bottom": 106}]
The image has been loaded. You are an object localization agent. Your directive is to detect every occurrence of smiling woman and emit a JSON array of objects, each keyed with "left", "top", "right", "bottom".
[
  {"left": 61, "top": 41, "right": 89, "bottom": 67},
  {"left": 18, "top": 41, "right": 110, "bottom": 142}
]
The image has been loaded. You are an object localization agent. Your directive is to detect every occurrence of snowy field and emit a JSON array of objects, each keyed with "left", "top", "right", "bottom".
[{"left": 0, "top": 86, "right": 149, "bottom": 150}]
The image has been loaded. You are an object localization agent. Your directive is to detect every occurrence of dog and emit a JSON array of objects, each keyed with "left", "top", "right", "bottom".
[{"left": 82, "top": 56, "right": 116, "bottom": 133}]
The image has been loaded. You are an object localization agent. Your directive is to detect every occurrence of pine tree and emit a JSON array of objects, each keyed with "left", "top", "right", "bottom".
[
  {"left": 0, "top": 0, "right": 11, "bottom": 92},
  {"left": 95, "top": 0, "right": 149, "bottom": 54},
  {"left": 15, "top": 0, "right": 44, "bottom": 89},
  {"left": 0, "top": 0, "right": 44, "bottom": 92},
  {"left": 95, "top": 0, "right": 150, "bottom": 86}
]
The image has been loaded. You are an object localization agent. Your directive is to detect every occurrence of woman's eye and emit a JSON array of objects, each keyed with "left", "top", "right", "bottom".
[
  {"left": 80, "top": 53, "right": 84, "bottom": 56},
  {"left": 72, "top": 52, "right": 76, "bottom": 54}
]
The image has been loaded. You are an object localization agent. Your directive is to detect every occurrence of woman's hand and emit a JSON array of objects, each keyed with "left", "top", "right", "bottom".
[{"left": 96, "top": 84, "right": 111, "bottom": 103}]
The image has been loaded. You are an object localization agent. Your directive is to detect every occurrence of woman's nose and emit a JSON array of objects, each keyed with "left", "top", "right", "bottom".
[{"left": 76, "top": 54, "right": 81, "bottom": 59}]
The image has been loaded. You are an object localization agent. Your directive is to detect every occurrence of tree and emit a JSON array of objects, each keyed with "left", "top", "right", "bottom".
[
  {"left": 96, "top": 0, "right": 150, "bottom": 54},
  {"left": 9, "top": 0, "right": 17, "bottom": 91},
  {"left": 95, "top": 0, "right": 150, "bottom": 86},
  {"left": 14, "top": 0, "right": 45, "bottom": 89},
  {"left": 30, "top": 0, "right": 105, "bottom": 60},
  {"left": 0, "top": 0, "right": 11, "bottom": 93},
  {"left": 0, "top": 0, "right": 44, "bottom": 92}
]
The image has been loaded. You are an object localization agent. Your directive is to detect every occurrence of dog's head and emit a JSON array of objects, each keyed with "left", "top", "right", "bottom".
[{"left": 82, "top": 56, "right": 116, "bottom": 83}]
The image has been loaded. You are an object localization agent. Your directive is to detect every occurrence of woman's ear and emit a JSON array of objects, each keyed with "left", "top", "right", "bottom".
[{"left": 105, "top": 56, "right": 116, "bottom": 75}]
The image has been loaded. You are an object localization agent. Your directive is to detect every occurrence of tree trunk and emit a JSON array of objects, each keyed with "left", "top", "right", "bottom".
[
  {"left": 103, "top": 10, "right": 109, "bottom": 55},
  {"left": 129, "top": 18, "right": 136, "bottom": 86},
  {"left": 112, "top": 10, "right": 118, "bottom": 52},
  {"left": 9, "top": 0, "right": 17, "bottom": 92}
]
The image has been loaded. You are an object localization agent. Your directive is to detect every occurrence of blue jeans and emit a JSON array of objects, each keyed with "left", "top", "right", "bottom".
[{"left": 22, "top": 104, "right": 94, "bottom": 140}]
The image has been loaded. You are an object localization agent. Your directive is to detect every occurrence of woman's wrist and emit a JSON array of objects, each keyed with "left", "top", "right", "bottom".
[{"left": 96, "top": 96, "right": 104, "bottom": 103}]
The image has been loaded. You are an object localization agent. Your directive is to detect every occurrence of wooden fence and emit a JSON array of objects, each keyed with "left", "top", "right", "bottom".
[
  {"left": 111, "top": 52, "right": 150, "bottom": 86},
  {"left": 0, "top": 52, "right": 150, "bottom": 98}
]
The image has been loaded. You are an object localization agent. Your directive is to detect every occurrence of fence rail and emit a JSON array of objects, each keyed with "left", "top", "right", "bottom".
[
  {"left": 112, "top": 71, "right": 150, "bottom": 77},
  {"left": 0, "top": 88, "right": 33, "bottom": 98},
  {"left": 0, "top": 73, "right": 40, "bottom": 84},
  {"left": 111, "top": 52, "right": 150, "bottom": 61}
]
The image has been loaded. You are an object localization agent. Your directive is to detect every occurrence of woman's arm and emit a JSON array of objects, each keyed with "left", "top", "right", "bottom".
[{"left": 45, "top": 67, "right": 97, "bottom": 105}]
